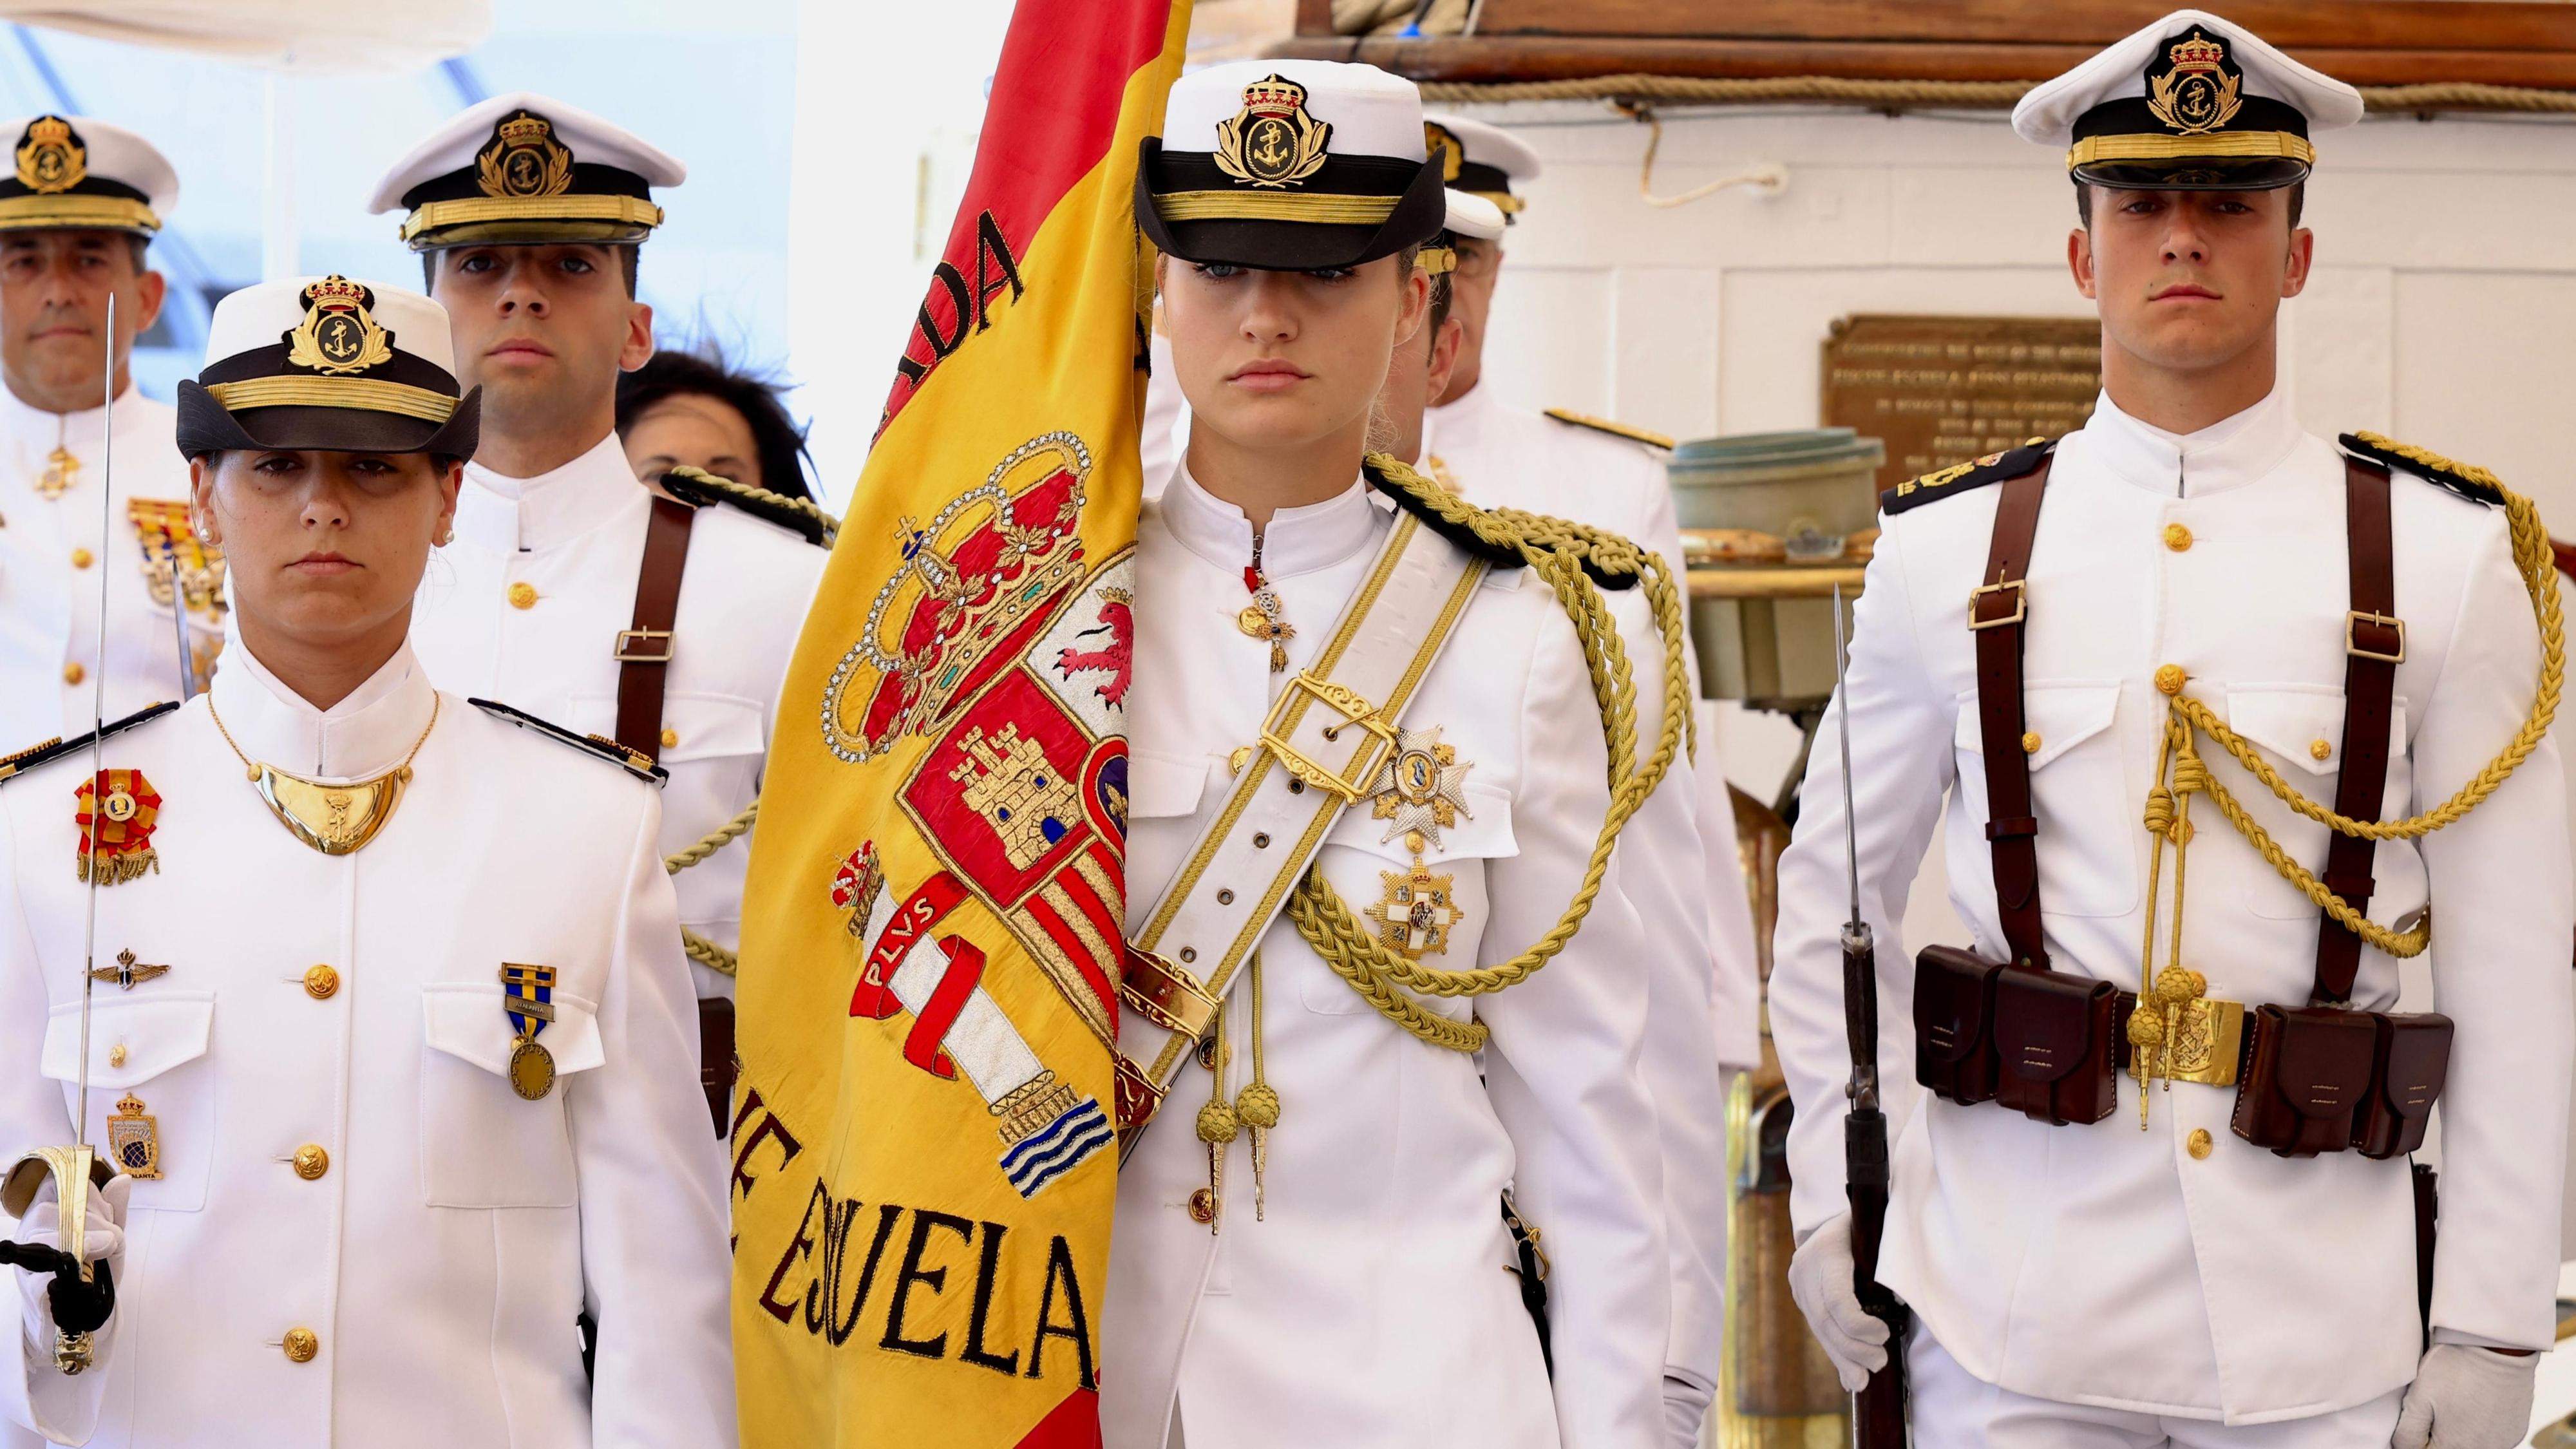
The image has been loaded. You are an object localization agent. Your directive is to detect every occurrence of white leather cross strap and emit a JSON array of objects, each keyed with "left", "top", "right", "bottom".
[{"left": 1115, "top": 511, "right": 1489, "bottom": 1142}]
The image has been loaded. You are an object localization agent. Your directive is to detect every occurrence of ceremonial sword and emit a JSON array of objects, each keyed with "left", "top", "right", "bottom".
[
  {"left": 1832, "top": 583, "right": 1909, "bottom": 1444},
  {"left": 1, "top": 294, "right": 122, "bottom": 1372}
]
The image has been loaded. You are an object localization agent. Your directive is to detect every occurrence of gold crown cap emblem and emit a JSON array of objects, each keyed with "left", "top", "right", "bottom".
[
  {"left": 115, "top": 1093, "right": 145, "bottom": 1115},
  {"left": 1240, "top": 76, "right": 1310, "bottom": 118},
  {"left": 303, "top": 274, "right": 368, "bottom": 308},
  {"left": 2166, "top": 32, "right": 2228, "bottom": 71},
  {"left": 25, "top": 116, "right": 70, "bottom": 147}
]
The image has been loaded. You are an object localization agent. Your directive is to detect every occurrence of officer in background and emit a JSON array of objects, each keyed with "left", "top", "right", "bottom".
[
  {"left": 1384, "top": 184, "right": 1736, "bottom": 1449},
  {"left": 0, "top": 276, "right": 732, "bottom": 1446},
  {"left": 0, "top": 115, "right": 218, "bottom": 746},
  {"left": 370, "top": 94, "right": 829, "bottom": 1127},
  {"left": 1774, "top": 12, "right": 2570, "bottom": 1446}
]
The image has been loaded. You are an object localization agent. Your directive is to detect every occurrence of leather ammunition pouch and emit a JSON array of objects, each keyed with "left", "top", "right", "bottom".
[
  {"left": 2232, "top": 1003, "right": 2452, "bottom": 1159},
  {"left": 1908, "top": 450, "right": 2455, "bottom": 1153}
]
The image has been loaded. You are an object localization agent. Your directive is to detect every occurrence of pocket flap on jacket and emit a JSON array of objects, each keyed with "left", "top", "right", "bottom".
[
  {"left": 1954, "top": 682, "right": 2119, "bottom": 770},
  {"left": 1325, "top": 782, "right": 1516, "bottom": 866},
  {"left": 2222, "top": 686, "right": 2409, "bottom": 781},
  {"left": 43, "top": 993, "right": 214, "bottom": 1090},
  {"left": 421, "top": 983, "right": 607, "bottom": 1079}
]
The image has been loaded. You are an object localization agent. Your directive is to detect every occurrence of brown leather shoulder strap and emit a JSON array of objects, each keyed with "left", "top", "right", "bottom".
[
  {"left": 615, "top": 494, "right": 698, "bottom": 762},
  {"left": 2315, "top": 457, "right": 2400, "bottom": 1004},
  {"left": 1972, "top": 457, "right": 2052, "bottom": 971}
]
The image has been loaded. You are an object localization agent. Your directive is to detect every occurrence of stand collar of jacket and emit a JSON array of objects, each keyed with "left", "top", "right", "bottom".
[
  {"left": 0, "top": 374, "right": 143, "bottom": 454},
  {"left": 1419, "top": 378, "right": 1493, "bottom": 462},
  {"left": 454, "top": 429, "right": 642, "bottom": 552},
  {"left": 1159, "top": 457, "right": 1387, "bottom": 579},
  {"left": 211, "top": 629, "right": 434, "bottom": 779},
  {"left": 2078, "top": 383, "right": 2306, "bottom": 499}
]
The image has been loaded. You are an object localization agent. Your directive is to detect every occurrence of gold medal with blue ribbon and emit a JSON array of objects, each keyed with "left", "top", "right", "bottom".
[{"left": 498, "top": 962, "right": 558, "bottom": 1101}]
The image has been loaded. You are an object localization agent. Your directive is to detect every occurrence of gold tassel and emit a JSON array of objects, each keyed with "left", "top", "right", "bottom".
[
  {"left": 1235, "top": 951, "right": 1281, "bottom": 1220},
  {"left": 1194, "top": 1003, "right": 1238, "bottom": 1233},
  {"left": 76, "top": 848, "right": 156, "bottom": 886}
]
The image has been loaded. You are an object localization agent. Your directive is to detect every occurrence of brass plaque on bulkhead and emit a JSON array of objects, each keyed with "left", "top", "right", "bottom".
[{"left": 1822, "top": 316, "right": 2102, "bottom": 496}]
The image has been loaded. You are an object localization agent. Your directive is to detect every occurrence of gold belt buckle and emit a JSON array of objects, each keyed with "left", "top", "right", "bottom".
[
  {"left": 1119, "top": 945, "right": 1218, "bottom": 1040},
  {"left": 1256, "top": 672, "right": 1397, "bottom": 804},
  {"left": 2141, "top": 996, "right": 2248, "bottom": 1088},
  {"left": 1966, "top": 578, "right": 2027, "bottom": 631},
  {"left": 612, "top": 628, "right": 675, "bottom": 663}
]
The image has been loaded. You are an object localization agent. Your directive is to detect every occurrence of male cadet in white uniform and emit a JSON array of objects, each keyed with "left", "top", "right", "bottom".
[
  {"left": 1412, "top": 109, "right": 1765, "bottom": 1099},
  {"left": 1774, "top": 12, "right": 2571, "bottom": 1448},
  {"left": 0, "top": 116, "right": 220, "bottom": 746},
  {"left": 1114, "top": 59, "right": 1670, "bottom": 1449},
  {"left": 1391, "top": 184, "right": 1735, "bottom": 1449},
  {"left": 373, "top": 94, "right": 829, "bottom": 1126},
  {"left": 0, "top": 277, "right": 732, "bottom": 1446}
]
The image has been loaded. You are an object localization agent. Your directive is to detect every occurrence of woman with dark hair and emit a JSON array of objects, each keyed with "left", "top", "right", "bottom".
[{"left": 615, "top": 348, "right": 814, "bottom": 502}]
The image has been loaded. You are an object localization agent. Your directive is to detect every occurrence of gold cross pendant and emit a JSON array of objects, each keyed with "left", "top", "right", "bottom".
[
  {"left": 1236, "top": 604, "right": 1294, "bottom": 673},
  {"left": 37, "top": 447, "right": 77, "bottom": 500}
]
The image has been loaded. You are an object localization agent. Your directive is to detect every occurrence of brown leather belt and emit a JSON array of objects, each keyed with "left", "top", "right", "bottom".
[{"left": 614, "top": 493, "right": 696, "bottom": 763}]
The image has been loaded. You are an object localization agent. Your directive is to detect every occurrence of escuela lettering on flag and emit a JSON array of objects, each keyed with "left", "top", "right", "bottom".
[{"left": 728, "top": 0, "right": 1189, "bottom": 1443}]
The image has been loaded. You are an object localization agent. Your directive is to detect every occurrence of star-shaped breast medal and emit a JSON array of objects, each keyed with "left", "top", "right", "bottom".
[{"left": 1369, "top": 726, "right": 1473, "bottom": 851}]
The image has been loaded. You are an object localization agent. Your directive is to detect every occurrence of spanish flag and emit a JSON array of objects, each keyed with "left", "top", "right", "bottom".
[{"left": 730, "top": 1, "right": 1188, "bottom": 1444}]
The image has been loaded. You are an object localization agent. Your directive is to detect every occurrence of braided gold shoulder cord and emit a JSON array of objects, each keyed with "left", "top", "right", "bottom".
[
  {"left": 1285, "top": 453, "right": 1698, "bottom": 1052},
  {"left": 2156, "top": 436, "right": 2566, "bottom": 959}
]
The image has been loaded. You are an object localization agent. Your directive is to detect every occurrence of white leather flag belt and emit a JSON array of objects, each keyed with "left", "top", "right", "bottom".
[{"left": 1115, "top": 511, "right": 1488, "bottom": 1146}]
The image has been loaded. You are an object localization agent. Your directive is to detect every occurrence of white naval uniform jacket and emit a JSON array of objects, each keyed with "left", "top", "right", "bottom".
[
  {"left": 1106, "top": 467, "right": 1671, "bottom": 1449},
  {"left": 1770, "top": 388, "right": 2575, "bottom": 1424},
  {"left": 0, "top": 388, "right": 212, "bottom": 748},
  {"left": 0, "top": 641, "right": 735, "bottom": 1448},
  {"left": 1421, "top": 384, "right": 1747, "bottom": 1394},
  {"left": 409, "top": 432, "right": 827, "bottom": 998}
]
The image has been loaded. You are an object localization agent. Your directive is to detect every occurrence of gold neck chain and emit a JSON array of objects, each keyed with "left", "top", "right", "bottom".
[{"left": 205, "top": 690, "right": 440, "bottom": 856}]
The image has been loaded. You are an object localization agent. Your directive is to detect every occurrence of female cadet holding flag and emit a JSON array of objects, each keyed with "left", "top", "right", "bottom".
[
  {"left": 0, "top": 276, "right": 732, "bottom": 1446},
  {"left": 1106, "top": 58, "right": 1676, "bottom": 1448}
]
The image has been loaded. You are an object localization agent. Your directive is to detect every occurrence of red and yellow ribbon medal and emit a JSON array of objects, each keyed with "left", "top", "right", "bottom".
[
  {"left": 498, "top": 962, "right": 559, "bottom": 1101},
  {"left": 73, "top": 769, "right": 162, "bottom": 885}
]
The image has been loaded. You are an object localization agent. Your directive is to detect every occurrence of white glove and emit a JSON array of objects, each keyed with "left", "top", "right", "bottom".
[
  {"left": 14, "top": 1173, "right": 129, "bottom": 1334},
  {"left": 1661, "top": 1368, "right": 1714, "bottom": 1449},
  {"left": 2391, "top": 1343, "right": 2537, "bottom": 1449},
  {"left": 1786, "top": 1211, "right": 1888, "bottom": 1394}
]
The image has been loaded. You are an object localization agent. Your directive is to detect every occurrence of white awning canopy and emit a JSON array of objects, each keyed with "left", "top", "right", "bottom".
[{"left": 0, "top": 1, "right": 489, "bottom": 71}]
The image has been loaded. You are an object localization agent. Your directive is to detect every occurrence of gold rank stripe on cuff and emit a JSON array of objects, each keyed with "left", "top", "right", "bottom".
[
  {"left": 204, "top": 376, "right": 459, "bottom": 424},
  {"left": 399, "top": 193, "right": 665, "bottom": 242},
  {"left": 2066, "top": 131, "right": 2316, "bottom": 168},
  {"left": 0, "top": 195, "right": 159, "bottom": 232},
  {"left": 1151, "top": 189, "right": 1401, "bottom": 225}
]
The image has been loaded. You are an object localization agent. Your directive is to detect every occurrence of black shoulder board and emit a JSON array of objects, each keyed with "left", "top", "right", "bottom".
[
  {"left": 658, "top": 467, "right": 831, "bottom": 546},
  {"left": 1365, "top": 462, "right": 1638, "bottom": 591},
  {"left": 0, "top": 701, "right": 180, "bottom": 786},
  {"left": 2338, "top": 432, "right": 2504, "bottom": 508},
  {"left": 1542, "top": 408, "right": 1674, "bottom": 451},
  {"left": 469, "top": 699, "right": 668, "bottom": 786},
  {"left": 1880, "top": 439, "right": 2056, "bottom": 517}
]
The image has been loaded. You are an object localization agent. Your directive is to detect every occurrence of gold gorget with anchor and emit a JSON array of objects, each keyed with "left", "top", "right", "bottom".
[{"left": 208, "top": 692, "right": 440, "bottom": 855}]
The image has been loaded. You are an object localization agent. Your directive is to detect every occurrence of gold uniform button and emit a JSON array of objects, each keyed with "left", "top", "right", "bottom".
[
  {"left": 292, "top": 1144, "right": 329, "bottom": 1181},
  {"left": 2154, "top": 664, "right": 2186, "bottom": 696},
  {"left": 1227, "top": 746, "right": 1252, "bottom": 775},
  {"left": 282, "top": 1327, "right": 319, "bottom": 1363},
  {"left": 107, "top": 1043, "right": 127, "bottom": 1068},
  {"left": 507, "top": 581, "right": 538, "bottom": 610},
  {"left": 2186, "top": 1128, "right": 2214, "bottom": 1160},
  {"left": 659, "top": 728, "right": 679, "bottom": 750},
  {"left": 2163, "top": 523, "right": 2193, "bottom": 553},
  {"left": 303, "top": 964, "right": 340, "bottom": 1000},
  {"left": 2310, "top": 739, "right": 2333, "bottom": 761},
  {"left": 1186, "top": 1188, "right": 1217, "bottom": 1224},
  {"left": 61, "top": 662, "right": 83, "bottom": 686},
  {"left": 68, "top": 547, "right": 92, "bottom": 569},
  {"left": 2020, "top": 732, "right": 2041, "bottom": 755}
]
